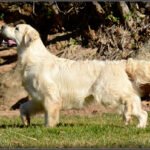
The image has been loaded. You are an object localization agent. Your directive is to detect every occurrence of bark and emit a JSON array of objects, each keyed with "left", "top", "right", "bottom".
[
  {"left": 92, "top": 1, "right": 105, "bottom": 15},
  {"left": 118, "top": 1, "right": 134, "bottom": 29}
]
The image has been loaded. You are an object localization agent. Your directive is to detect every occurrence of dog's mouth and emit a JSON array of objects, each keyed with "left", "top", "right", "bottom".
[
  {"left": 0, "top": 27, "right": 17, "bottom": 47},
  {"left": 1, "top": 38, "right": 17, "bottom": 47}
]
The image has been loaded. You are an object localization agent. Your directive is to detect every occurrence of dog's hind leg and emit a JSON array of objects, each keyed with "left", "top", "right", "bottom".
[
  {"left": 122, "top": 94, "right": 148, "bottom": 128},
  {"left": 132, "top": 95, "right": 148, "bottom": 128},
  {"left": 19, "top": 100, "right": 43, "bottom": 126},
  {"left": 20, "top": 101, "right": 31, "bottom": 126}
]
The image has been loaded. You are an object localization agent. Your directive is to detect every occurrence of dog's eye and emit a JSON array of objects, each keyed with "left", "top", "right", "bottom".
[{"left": 15, "top": 27, "right": 19, "bottom": 31}]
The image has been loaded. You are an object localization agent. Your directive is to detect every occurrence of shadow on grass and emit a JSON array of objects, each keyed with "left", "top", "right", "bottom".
[
  {"left": 0, "top": 122, "right": 87, "bottom": 129},
  {"left": 58, "top": 122, "right": 125, "bottom": 129},
  {"left": 57, "top": 122, "right": 83, "bottom": 127},
  {"left": 0, "top": 123, "right": 41, "bottom": 129},
  {"left": 0, "top": 122, "right": 125, "bottom": 129}
]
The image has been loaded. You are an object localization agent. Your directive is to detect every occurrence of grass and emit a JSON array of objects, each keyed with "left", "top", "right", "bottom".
[{"left": 0, "top": 113, "right": 150, "bottom": 148}]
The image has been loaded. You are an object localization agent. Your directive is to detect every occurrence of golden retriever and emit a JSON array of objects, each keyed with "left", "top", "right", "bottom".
[{"left": 0, "top": 24, "right": 148, "bottom": 128}]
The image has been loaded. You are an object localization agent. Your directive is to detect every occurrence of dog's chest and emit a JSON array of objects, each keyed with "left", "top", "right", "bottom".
[{"left": 22, "top": 67, "right": 42, "bottom": 100}]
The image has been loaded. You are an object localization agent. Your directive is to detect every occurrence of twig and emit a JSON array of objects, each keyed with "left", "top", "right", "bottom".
[
  {"left": 139, "top": 23, "right": 150, "bottom": 31},
  {"left": 9, "top": 130, "right": 38, "bottom": 141},
  {"left": 54, "top": 2, "right": 74, "bottom": 15},
  {"left": 32, "top": 2, "right": 37, "bottom": 16}
]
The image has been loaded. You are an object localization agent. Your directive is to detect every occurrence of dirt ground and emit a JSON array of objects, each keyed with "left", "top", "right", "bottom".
[
  {"left": 0, "top": 101, "right": 109, "bottom": 117},
  {"left": 0, "top": 102, "right": 149, "bottom": 118}
]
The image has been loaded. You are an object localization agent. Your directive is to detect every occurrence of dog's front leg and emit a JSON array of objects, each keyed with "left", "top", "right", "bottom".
[{"left": 43, "top": 98, "right": 61, "bottom": 127}]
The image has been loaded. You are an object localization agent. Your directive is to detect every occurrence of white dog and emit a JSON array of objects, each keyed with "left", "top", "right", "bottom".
[{"left": 1, "top": 24, "right": 147, "bottom": 128}]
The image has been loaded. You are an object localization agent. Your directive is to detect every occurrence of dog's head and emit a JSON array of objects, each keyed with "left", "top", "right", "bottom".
[{"left": 1, "top": 24, "right": 39, "bottom": 47}]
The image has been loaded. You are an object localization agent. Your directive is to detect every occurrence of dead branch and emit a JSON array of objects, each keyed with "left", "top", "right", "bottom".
[
  {"left": 51, "top": 3, "right": 59, "bottom": 15},
  {"left": 118, "top": 1, "right": 134, "bottom": 29},
  {"left": 92, "top": 1, "right": 105, "bottom": 15},
  {"left": 0, "top": 49, "right": 17, "bottom": 58},
  {"left": 0, "top": 62, "right": 16, "bottom": 74}
]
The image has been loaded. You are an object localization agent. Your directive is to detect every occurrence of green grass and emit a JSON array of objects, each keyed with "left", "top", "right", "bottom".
[{"left": 0, "top": 113, "right": 150, "bottom": 148}]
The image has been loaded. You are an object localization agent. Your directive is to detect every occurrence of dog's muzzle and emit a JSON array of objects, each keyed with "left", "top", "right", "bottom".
[{"left": 0, "top": 25, "right": 17, "bottom": 47}]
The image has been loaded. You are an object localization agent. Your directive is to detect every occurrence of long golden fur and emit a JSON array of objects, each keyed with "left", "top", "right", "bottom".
[{"left": 1, "top": 24, "right": 148, "bottom": 128}]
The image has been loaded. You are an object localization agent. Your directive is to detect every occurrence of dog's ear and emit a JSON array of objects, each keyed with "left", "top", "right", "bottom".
[{"left": 23, "top": 29, "right": 39, "bottom": 46}]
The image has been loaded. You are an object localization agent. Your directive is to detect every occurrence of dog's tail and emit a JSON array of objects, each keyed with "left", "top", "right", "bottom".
[
  {"left": 126, "top": 58, "right": 150, "bottom": 98},
  {"left": 126, "top": 58, "right": 150, "bottom": 85}
]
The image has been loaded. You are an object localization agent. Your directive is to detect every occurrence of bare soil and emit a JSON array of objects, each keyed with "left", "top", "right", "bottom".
[{"left": 0, "top": 102, "right": 149, "bottom": 118}]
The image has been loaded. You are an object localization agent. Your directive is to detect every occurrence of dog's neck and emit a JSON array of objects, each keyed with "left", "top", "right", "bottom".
[{"left": 17, "top": 38, "right": 57, "bottom": 68}]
